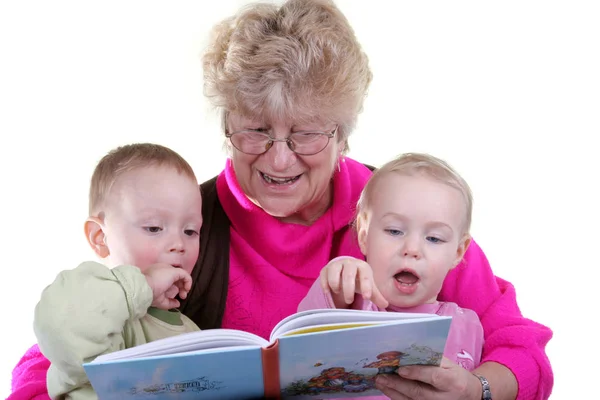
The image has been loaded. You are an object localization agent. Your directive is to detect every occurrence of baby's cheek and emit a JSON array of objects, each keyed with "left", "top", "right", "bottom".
[
  {"left": 183, "top": 254, "right": 198, "bottom": 274},
  {"left": 134, "top": 248, "right": 161, "bottom": 270},
  {"left": 373, "top": 269, "right": 388, "bottom": 291}
]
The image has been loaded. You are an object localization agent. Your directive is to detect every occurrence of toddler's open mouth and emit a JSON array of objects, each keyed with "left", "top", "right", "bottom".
[{"left": 394, "top": 269, "right": 419, "bottom": 286}]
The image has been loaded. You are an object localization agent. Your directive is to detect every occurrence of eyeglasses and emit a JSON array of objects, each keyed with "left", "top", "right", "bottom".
[{"left": 225, "top": 126, "right": 338, "bottom": 156}]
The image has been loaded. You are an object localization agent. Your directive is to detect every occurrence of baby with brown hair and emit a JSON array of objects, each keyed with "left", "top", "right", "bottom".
[{"left": 34, "top": 143, "right": 203, "bottom": 399}]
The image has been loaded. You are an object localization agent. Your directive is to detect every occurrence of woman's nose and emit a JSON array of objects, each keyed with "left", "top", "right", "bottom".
[{"left": 264, "top": 139, "right": 297, "bottom": 172}]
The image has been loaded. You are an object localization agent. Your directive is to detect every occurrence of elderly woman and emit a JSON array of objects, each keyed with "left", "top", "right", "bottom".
[{"left": 10, "top": 1, "right": 552, "bottom": 399}]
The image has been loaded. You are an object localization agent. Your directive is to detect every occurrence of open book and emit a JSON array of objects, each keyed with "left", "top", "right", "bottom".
[{"left": 83, "top": 309, "right": 451, "bottom": 399}]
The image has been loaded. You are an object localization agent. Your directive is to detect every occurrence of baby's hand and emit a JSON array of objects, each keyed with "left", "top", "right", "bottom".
[
  {"left": 320, "top": 256, "right": 389, "bottom": 309},
  {"left": 143, "top": 263, "right": 192, "bottom": 310}
]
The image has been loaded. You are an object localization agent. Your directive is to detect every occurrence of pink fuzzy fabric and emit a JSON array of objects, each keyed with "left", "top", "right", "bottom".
[
  {"left": 7, "top": 344, "right": 51, "bottom": 400},
  {"left": 218, "top": 157, "right": 371, "bottom": 340}
]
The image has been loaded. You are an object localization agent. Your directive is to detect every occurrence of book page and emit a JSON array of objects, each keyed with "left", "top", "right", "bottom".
[
  {"left": 270, "top": 309, "right": 442, "bottom": 341},
  {"left": 93, "top": 329, "right": 269, "bottom": 362},
  {"left": 283, "top": 322, "right": 379, "bottom": 336}
]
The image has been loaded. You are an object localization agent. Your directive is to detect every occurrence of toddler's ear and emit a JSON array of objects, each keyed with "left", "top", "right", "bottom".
[
  {"left": 356, "top": 212, "right": 369, "bottom": 256},
  {"left": 84, "top": 216, "right": 109, "bottom": 258},
  {"left": 452, "top": 234, "right": 472, "bottom": 268}
]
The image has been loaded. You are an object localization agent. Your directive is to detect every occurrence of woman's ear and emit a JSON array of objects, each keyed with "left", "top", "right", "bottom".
[
  {"left": 340, "top": 139, "right": 347, "bottom": 155},
  {"left": 356, "top": 212, "right": 369, "bottom": 256},
  {"left": 84, "top": 216, "right": 109, "bottom": 258},
  {"left": 452, "top": 234, "right": 472, "bottom": 268}
]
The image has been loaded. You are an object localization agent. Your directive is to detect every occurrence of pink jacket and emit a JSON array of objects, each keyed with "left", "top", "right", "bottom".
[{"left": 10, "top": 157, "right": 553, "bottom": 400}]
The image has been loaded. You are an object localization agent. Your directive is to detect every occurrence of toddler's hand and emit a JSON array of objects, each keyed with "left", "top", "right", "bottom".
[
  {"left": 320, "top": 256, "right": 389, "bottom": 309},
  {"left": 144, "top": 263, "right": 192, "bottom": 310}
]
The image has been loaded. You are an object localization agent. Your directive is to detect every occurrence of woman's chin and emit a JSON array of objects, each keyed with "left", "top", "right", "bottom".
[{"left": 253, "top": 197, "right": 300, "bottom": 219}]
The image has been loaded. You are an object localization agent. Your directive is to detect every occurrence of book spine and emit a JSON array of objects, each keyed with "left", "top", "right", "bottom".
[{"left": 261, "top": 339, "right": 281, "bottom": 399}]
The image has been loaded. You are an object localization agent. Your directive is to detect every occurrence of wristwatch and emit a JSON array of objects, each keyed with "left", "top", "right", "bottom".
[{"left": 475, "top": 375, "right": 492, "bottom": 399}]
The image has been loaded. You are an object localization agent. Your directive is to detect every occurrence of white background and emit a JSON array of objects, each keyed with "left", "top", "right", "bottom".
[{"left": 1, "top": 1, "right": 598, "bottom": 398}]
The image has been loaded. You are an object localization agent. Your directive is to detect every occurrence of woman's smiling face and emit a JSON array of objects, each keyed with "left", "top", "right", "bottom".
[{"left": 227, "top": 113, "right": 342, "bottom": 225}]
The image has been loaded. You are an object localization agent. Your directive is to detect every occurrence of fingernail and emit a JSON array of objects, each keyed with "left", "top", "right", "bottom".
[
  {"left": 397, "top": 367, "right": 409, "bottom": 377},
  {"left": 376, "top": 375, "right": 388, "bottom": 385}
]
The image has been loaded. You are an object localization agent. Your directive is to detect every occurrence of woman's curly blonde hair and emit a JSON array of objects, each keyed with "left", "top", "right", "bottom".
[{"left": 203, "top": 0, "right": 372, "bottom": 151}]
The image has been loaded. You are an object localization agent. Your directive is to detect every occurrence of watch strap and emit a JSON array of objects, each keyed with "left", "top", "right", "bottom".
[{"left": 475, "top": 375, "right": 492, "bottom": 400}]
